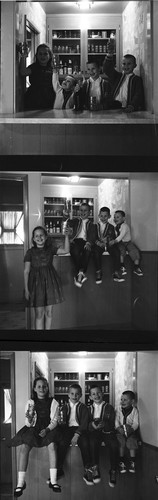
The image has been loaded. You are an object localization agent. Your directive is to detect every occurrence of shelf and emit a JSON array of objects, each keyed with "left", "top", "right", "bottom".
[{"left": 53, "top": 38, "right": 80, "bottom": 41}]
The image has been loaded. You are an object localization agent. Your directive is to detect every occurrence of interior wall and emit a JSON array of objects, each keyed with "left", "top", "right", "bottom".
[
  {"left": 122, "top": 1, "right": 152, "bottom": 111},
  {"left": 31, "top": 352, "right": 49, "bottom": 382},
  {"left": 137, "top": 352, "right": 158, "bottom": 446},
  {"left": 98, "top": 178, "right": 129, "bottom": 224},
  {"left": 28, "top": 172, "right": 42, "bottom": 244},
  {"left": 16, "top": 1, "right": 46, "bottom": 45},
  {"left": 129, "top": 174, "right": 158, "bottom": 251},
  {"left": 115, "top": 352, "right": 134, "bottom": 409}
]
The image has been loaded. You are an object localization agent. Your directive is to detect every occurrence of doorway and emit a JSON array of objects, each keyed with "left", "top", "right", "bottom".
[
  {"left": 0, "top": 173, "right": 29, "bottom": 330},
  {"left": 0, "top": 353, "right": 16, "bottom": 500}
]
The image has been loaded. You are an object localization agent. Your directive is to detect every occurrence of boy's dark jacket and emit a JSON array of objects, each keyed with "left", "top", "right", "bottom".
[
  {"left": 63, "top": 401, "right": 89, "bottom": 435},
  {"left": 88, "top": 402, "right": 115, "bottom": 432},
  {"left": 94, "top": 222, "right": 116, "bottom": 247},
  {"left": 66, "top": 217, "right": 96, "bottom": 246},
  {"left": 103, "top": 55, "right": 145, "bottom": 111}
]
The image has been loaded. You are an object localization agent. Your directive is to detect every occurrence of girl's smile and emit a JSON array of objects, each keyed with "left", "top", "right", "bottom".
[
  {"left": 33, "top": 229, "right": 46, "bottom": 247},
  {"left": 34, "top": 380, "right": 48, "bottom": 399}
]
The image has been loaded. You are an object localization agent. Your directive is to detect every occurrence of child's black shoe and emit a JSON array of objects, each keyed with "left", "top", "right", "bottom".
[
  {"left": 109, "top": 469, "right": 116, "bottom": 487},
  {"left": 83, "top": 468, "right": 94, "bottom": 485},
  {"left": 14, "top": 482, "right": 26, "bottom": 497}
]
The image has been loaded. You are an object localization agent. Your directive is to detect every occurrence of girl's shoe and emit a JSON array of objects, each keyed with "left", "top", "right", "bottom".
[
  {"left": 14, "top": 482, "right": 26, "bottom": 497},
  {"left": 49, "top": 482, "right": 61, "bottom": 492}
]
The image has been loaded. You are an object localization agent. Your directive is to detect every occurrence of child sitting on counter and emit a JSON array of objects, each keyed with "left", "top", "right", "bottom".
[
  {"left": 103, "top": 41, "right": 145, "bottom": 112},
  {"left": 52, "top": 68, "right": 83, "bottom": 109}
]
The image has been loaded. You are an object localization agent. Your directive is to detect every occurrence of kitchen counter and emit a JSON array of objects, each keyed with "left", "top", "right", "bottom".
[{"left": 0, "top": 109, "right": 158, "bottom": 155}]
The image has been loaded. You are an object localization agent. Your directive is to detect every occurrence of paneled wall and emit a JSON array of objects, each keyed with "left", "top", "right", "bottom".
[
  {"left": 122, "top": 1, "right": 152, "bottom": 111},
  {"left": 98, "top": 178, "right": 129, "bottom": 224}
]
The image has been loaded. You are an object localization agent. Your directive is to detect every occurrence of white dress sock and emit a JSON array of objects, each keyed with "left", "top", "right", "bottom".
[
  {"left": 50, "top": 468, "right": 57, "bottom": 485},
  {"left": 17, "top": 471, "right": 26, "bottom": 487}
]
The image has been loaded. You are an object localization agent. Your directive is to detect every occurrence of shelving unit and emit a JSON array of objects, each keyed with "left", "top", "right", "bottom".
[
  {"left": 54, "top": 372, "right": 79, "bottom": 404},
  {"left": 52, "top": 29, "right": 81, "bottom": 75},
  {"left": 44, "top": 196, "right": 71, "bottom": 236},
  {"left": 72, "top": 197, "right": 94, "bottom": 219},
  {"left": 85, "top": 372, "right": 110, "bottom": 405},
  {"left": 88, "top": 29, "right": 116, "bottom": 69}
]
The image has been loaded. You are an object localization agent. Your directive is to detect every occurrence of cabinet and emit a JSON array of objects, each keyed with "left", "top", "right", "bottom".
[
  {"left": 85, "top": 372, "right": 110, "bottom": 405},
  {"left": 72, "top": 197, "right": 94, "bottom": 220},
  {"left": 52, "top": 29, "right": 81, "bottom": 75},
  {"left": 44, "top": 196, "right": 71, "bottom": 236},
  {"left": 54, "top": 372, "right": 79, "bottom": 404},
  {"left": 87, "top": 29, "right": 116, "bottom": 70}
]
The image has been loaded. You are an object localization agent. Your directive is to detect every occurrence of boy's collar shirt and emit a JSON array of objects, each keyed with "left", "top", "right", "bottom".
[
  {"left": 99, "top": 221, "right": 107, "bottom": 235},
  {"left": 93, "top": 400, "right": 104, "bottom": 419},
  {"left": 68, "top": 400, "right": 78, "bottom": 427},
  {"left": 89, "top": 76, "right": 102, "bottom": 103},
  {"left": 76, "top": 218, "right": 89, "bottom": 240},
  {"left": 115, "top": 73, "right": 133, "bottom": 107}
]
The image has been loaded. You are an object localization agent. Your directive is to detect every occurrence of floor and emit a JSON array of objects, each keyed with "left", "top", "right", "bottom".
[{"left": 15, "top": 443, "right": 158, "bottom": 500}]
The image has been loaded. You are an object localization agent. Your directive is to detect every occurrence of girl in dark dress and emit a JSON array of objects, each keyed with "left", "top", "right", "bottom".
[
  {"left": 10, "top": 377, "right": 61, "bottom": 496},
  {"left": 24, "top": 225, "right": 69, "bottom": 330},
  {"left": 20, "top": 44, "right": 56, "bottom": 110}
]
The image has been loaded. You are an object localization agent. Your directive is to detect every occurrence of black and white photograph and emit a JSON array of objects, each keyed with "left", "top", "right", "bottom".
[
  {"left": 0, "top": 348, "right": 158, "bottom": 500},
  {"left": 0, "top": 2, "right": 158, "bottom": 500}
]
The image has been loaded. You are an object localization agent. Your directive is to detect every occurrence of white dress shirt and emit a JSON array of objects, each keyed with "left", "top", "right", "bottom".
[
  {"left": 68, "top": 401, "right": 78, "bottom": 427},
  {"left": 93, "top": 401, "right": 104, "bottom": 419},
  {"left": 89, "top": 77, "right": 102, "bottom": 104},
  {"left": 76, "top": 219, "right": 88, "bottom": 240}
]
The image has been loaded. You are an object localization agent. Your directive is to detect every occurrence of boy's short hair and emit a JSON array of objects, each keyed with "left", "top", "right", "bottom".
[
  {"left": 87, "top": 59, "right": 99, "bottom": 68},
  {"left": 68, "top": 383, "right": 82, "bottom": 395},
  {"left": 90, "top": 383, "right": 102, "bottom": 393},
  {"left": 115, "top": 210, "right": 125, "bottom": 218},
  {"left": 122, "top": 390, "right": 135, "bottom": 401},
  {"left": 124, "top": 54, "right": 136, "bottom": 66},
  {"left": 80, "top": 202, "right": 90, "bottom": 210},
  {"left": 99, "top": 206, "right": 110, "bottom": 216}
]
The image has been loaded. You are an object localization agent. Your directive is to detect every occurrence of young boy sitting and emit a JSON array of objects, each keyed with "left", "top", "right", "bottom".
[
  {"left": 52, "top": 68, "right": 79, "bottom": 109},
  {"left": 103, "top": 41, "right": 145, "bottom": 112},
  {"left": 115, "top": 390, "right": 139, "bottom": 473},
  {"left": 66, "top": 203, "right": 96, "bottom": 287},
  {"left": 81, "top": 60, "right": 121, "bottom": 110},
  {"left": 56, "top": 384, "right": 93, "bottom": 485},
  {"left": 109, "top": 210, "right": 143, "bottom": 276},
  {"left": 87, "top": 384, "right": 118, "bottom": 487},
  {"left": 93, "top": 206, "right": 125, "bottom": 283}
]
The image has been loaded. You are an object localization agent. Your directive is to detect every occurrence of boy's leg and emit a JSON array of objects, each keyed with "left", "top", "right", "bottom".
[
  {"left": 70, "top": 239, "right": 82, "bottom": 275},
  {"left": 92, "top": 244, "right": 104, "bottom": 283},
  {"left": 79, "top": 431, "right": 100, "bottom": 485},
  {"left": 103, "top": 433, "right": 118, "bottom": 487},
  {"left": 57, "top": 427, "right": 74, "bottom": 471},
  {"left": 126, "top": 242, "right": 143, "bottom": 276},
  {"left": 108, "top": 244, "right": 125, "bottom": 282},
  {"left": 116, "top": 433, "right": 127, "bottom": 473},
  {"left": 126, "top": 434, "right": 138, "bottom": 472}
]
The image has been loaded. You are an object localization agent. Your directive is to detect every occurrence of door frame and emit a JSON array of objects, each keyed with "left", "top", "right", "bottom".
[{"left": 0, "top": 351, "right": 16, "bottom": 496}]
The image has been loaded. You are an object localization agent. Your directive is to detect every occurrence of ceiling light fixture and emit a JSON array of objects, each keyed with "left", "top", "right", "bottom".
[
  {"left": 76, "top": 1, "right": 94, "bottom": 10},
  {"left": 69, "top": 175, "right": 80, "bottom": 183}
]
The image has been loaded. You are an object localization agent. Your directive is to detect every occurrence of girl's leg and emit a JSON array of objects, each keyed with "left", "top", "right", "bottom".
[
  {"left": 16, "top": 444, "right": 31, "bottom": 487},
  {"left": 48, "top": 442, "right": 61, "bottom": 491},
  {"left": 45, "top": 305, "right": 53, "bottom": 330},
  {"left": 35, "top": 306, "right": 45, "bottom": 330}
]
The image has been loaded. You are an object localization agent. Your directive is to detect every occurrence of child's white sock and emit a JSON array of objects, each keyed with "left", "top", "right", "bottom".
[
  {"left": 50, "top": 468, "right": 57, "bottom": 485},
  {"left": 17, "top": 471, "right": 26, "bottom": 487}
]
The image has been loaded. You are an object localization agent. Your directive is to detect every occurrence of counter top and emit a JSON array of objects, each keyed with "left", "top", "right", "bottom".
[{"left": 0, "top": 109, "right": 157, "bottom": 124}]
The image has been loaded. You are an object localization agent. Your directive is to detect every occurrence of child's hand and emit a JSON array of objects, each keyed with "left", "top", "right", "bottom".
[
  {"left": 106, "top": 40, "right": 115, "bottom": 55},
  {"left": 123, "top": 105, "right": 134, "bottom": 113},
  {"left": 25, "top": 409, "right": 34, "bottom": 423},
  {"left": 84, "top": 242, "right": 91, "bottom": 251},
  {"left": 96, "top": 240, "right": 104, "bottom": 248},
  {"left": 118, "top": 426, "right": 125, "bottom": 435},
  {"left": 39, "top": 428, "right": 47, "bottom": 438},
  {"left": 25, "top": 290, "right": 30, "bottom": 301},
  {"left": 71, "top": 433, "right": 79, "bottom": 446},
  {"left": 108, "top": 240, "right": 115, "bottom": 247},
  {"left": 125, "top": 424, "right": 133, "bottom": 436},
  {"left": 74, "top": 83, "right": 80, "bottom": 93}
]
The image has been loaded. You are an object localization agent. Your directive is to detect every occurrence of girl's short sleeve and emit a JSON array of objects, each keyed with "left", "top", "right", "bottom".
[{"left": 24, "top": 248, "right": 32, "bottom": 263}]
